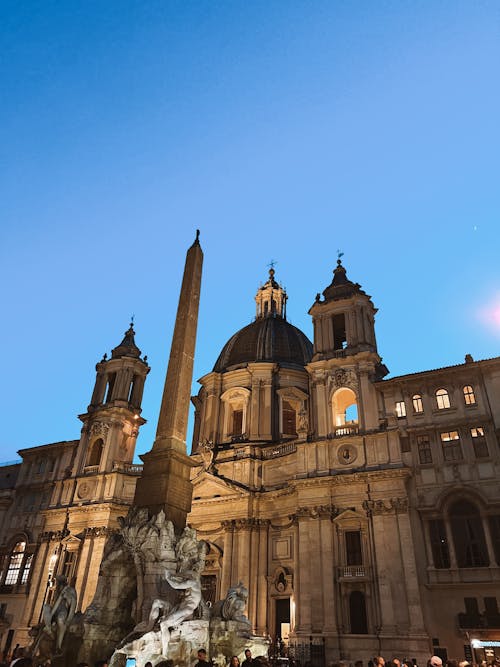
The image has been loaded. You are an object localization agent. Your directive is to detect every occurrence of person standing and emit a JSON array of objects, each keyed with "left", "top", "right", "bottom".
[{"left": 242, "top": 650, "right": 254, "bottom": 667}]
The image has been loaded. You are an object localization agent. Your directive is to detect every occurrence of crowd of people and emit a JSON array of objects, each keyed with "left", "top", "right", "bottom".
[{"left": 2, "top": 646, "right": 499, "bottom": 667}]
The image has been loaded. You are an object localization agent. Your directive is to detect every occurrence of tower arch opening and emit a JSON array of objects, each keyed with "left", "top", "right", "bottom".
[{"left": 332, "top": 387, "right": 358, "bottom": 430}]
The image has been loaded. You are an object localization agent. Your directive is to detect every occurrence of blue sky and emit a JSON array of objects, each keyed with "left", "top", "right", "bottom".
[{"left": 1, "top": 1, "right": 499, "bottom": 463}]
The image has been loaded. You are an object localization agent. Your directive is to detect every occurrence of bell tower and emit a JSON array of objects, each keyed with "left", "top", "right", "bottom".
[
  {"left": 309, "top": 259, "right": 379, "bottom": 359},
  {"left": 73, "top": 323, "right": 150, "bottom": 475},
  {"left": 307, "top": 258, "right": 388, "bottom": 437}
]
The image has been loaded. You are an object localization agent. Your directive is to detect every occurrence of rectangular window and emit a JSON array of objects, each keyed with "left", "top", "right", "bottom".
[
  {"left": 412, "top": 395, "right": 424, "bottom": 413},
  {"left": 417, "top": 435, "right": 433, "bottom": 464},
  {"left": 395, "top": 401, "right": 406, "bottom": 418},
  {"left": 484, "top": 597, "right": 499, "bottom": 615},
  {"left": 231, "top": 410, "right": 243, "bottom": 436},
  {"left": 345, "top": 531, "right": 363, "bottom": 566},
  {"left": 5, "top": 553, "right": 23, "bottom": 586},
  {"left": 441, "top": 431, "right": 462, "bottom": 461},
  {"left": 61, "top": 551, "right": 75, "bottom": 582},
  {"left": 429, "top": 519, "right": 450, "bottom": 568},
  {"left": 471, "top": 427, "right": 489, "bottom": 458},
  {"left": 463, "top": 385, "right": 476, "bottom": 405},
  {"left": 282, "top": 401, "right": 296, "bottom": 435},
  {"left": 464, "top": 597, "right": 480, "bottom": 616},
  {"left": 400, "top": 436, "right": 410, "bottom": 453}
]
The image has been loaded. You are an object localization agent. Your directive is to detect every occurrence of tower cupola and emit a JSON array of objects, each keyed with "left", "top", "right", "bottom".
[
  {"left": 111, "top": 322, "right": 142, "bottom": 359},
  {"left": 309, "top": 258, "right": 382, "bottom": 363},
  {"left": 88, "top": 322, "right": 149, "bottom": 413},
  {"left": 255, "top": 268, "right": 288, "bottom": 319}
]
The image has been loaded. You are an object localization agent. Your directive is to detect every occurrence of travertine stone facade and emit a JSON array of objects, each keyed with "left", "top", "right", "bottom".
[{"left": 1, "top": 254, "right": 499, "bottom": 666}]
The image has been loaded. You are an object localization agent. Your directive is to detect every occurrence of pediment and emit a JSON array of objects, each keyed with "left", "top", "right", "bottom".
[
  {"left": 332, "top": 507, "right": 366, "bottom": 525},
  {"left": 61, "top": 533, "right": 83, "bottom": 551},
  {"left": 192, "top": 471, "right": 248, "bottom": 501}
]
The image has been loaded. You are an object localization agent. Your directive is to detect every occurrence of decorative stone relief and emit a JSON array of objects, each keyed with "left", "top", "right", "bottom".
[
  {"left": 337, "top": 445, "right": 358, "bottom": 465},
  {"left": 90, "top": 421, "right": 111, "bottom": 437},
  {"left": 363, "top": 497, "right": 409, "bottom": 516},
  {"left": 330, "top": 368, "right": 358, "bottom": 391},
  {"left": 289, "top": 504, "right": 338, "bottom": 521}
]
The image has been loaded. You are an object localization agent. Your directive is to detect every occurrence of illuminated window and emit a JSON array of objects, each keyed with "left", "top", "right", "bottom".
[
  {"left": 440, "top": 431, "right": 462, "bottom": 461},
  {"left": 417, "top": 435, "right": 433, "bottom": 464},
  {"left": 471, "top": 427, "right": 488, "bottom": 458},
  {"left": 436, "top": 389, "right": 451, "bottom": 410},
  {"left": 463, "top": 385, "right": 476, "bottom": 405},
  {"left": 4, "top": 542, "right": 26, "bottom": 586},
  {"left": 21, "top": 554, "right": 32, "bottom": 584},
  {"left": 395, "top": 401, "right": 406, "bottom": 418},
  {"left": 61, "top": 551, "right": 75, "bottom": 582},
  {"left": 412, "top": 394, "right": 424, "bottom": 413}
]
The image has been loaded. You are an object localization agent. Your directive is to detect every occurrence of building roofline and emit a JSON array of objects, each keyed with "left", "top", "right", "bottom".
[
  {"left": 375, "top": 355, "right": 500, "bottom": 385},
  {"left": 17, "top": 439, "right": 79, "bottom": 456}
]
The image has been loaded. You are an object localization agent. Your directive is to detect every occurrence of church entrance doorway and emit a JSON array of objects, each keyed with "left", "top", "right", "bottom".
[{"left": 275, "top": 597, "right": 291, "bottom": 643}]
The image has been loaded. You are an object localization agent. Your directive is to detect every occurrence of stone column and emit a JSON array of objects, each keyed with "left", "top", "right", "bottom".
[
  {"left": 221, "top": 523, "right": 234, "bottom": 597},
  {"left": 295, "top": 515, "right": 312, "bottom": 633},
  {"left": 26, "top": 539, "right": 51, "bottom": 627},
  {"left": 257, "top": 521, "right": 269, "bottom": 636},
  {"left": 370, "top": 510, "right": 397, "bottom": 633},
  {"left": 396, "top": 507, "right": 426, "bottom": 631},
  {"left": 77, "top": 530, "right": 95, "bottom": 611},
  {"left": 319, "top": 513, "right": 337, "bottom": 632},
  {"left": 315, "top": 377, "right": 328, "bottom": 437}
]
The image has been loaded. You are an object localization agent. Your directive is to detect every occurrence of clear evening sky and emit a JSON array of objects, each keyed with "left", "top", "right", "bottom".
[{"left": 1, "top": 1, "right": 499, "bottom": 463}]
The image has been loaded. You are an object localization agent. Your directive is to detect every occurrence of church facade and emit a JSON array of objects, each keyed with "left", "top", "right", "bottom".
[{"left": 1, "top": 249, "right": 500, "bottom": 665}]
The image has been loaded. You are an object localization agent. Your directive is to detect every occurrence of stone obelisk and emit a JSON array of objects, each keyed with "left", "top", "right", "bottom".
[{"left": 134, "top": 231, "right": 203, "bottom": 531}]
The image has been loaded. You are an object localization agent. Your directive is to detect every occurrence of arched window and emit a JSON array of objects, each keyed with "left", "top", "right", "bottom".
[
  {"left": 86, "top": 438, "right": 104, "bottom": 467},
  {"left": 4, "top": 541, "right": 31, "bottom": 586},
  {"left": 332, "top": 388, "right": 358, "bottom": 428},
  {"left": 412, "top": 394, "right": 424, "bottom": 413},
  {"left": 221, "top": 388, "right": 250, "bottom": 443},
  {"left": 349, "top": 590, "right": 368, "bottom": 634},
  {"left": 463, "top": 385, "right": 476, "bottom": 405},
  {"left": 435, "top": 388, "right": 451, "bottom": 410},
  {"left": 450, "top": 500, "right": 488, "bottom": 567}
]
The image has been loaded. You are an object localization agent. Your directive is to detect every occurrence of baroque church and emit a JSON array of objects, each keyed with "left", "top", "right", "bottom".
[{"left": 1, "top": 235, "right": 500, "bottom": 666}]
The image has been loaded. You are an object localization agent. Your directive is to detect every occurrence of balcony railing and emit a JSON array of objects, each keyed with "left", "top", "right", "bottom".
[
  {"left": 458, "top": 613, "right": 500, "bottom": 629},
  {"left": 112, "top": 461, "right": 143, "bottom": 474},
  {"left": 262, "top": 442, "right": 297, "bottom": 459},
  {"left": 338, "top": 565, "right": 367, "bottom": 579},
  {"left": 327, "top": 424, "right": 359, "bottom": 438},
  {"left": 82, "top": 465, "right": 99, "bottom": 475}
]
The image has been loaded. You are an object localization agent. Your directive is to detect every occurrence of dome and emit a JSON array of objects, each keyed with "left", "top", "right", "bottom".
[{"left": 213, "top": 316, "right": 313, "bottom": 372}]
